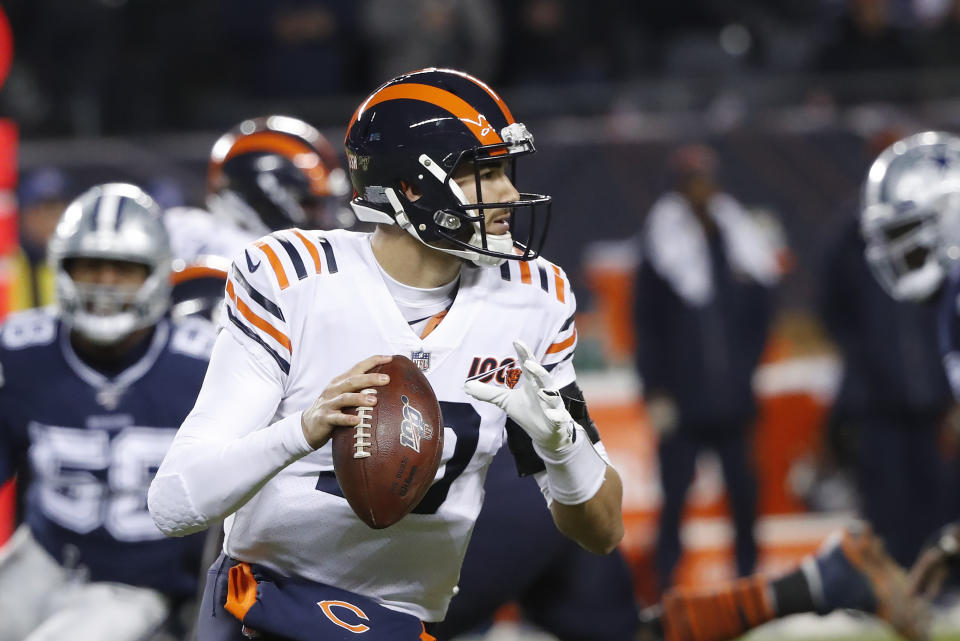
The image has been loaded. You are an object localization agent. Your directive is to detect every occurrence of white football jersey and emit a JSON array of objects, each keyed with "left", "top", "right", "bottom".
[
  {"left": 155, "top": 229, "right": 584, "bottom": 621},
  {"left": 195, "top": 229, "right": 579, "bottom": 620}
]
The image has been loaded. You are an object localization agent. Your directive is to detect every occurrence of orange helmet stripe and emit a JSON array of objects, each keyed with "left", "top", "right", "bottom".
[
  {"left": 211, "top": 132, "right": 332, "bottom": 197},
  {"left": 406, "top": 68, "right": 515, "bottom": 123},
  {"left": 170, "top": 264, "right": 228, "bottom": 285},
  {"left": 348, "top": 83, "right": 511, "bottom": 146},
  {"left": 221, "top": 131, "right": 318, "bottom": 164}
]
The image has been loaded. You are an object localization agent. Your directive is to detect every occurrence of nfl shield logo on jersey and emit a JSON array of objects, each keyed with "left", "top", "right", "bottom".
[{"left": 410, "top": 350, "right": 430, "bottom": 372}]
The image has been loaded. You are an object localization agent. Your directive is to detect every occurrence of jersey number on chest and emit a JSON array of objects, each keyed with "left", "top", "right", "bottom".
[{"left": 28, "top": 424, "right": 174, "bottom": 541}]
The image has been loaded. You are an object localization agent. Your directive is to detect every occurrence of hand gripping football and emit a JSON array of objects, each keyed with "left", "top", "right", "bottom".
[{"left": 331, "top": 355, "right": 444, "bottom": 529}]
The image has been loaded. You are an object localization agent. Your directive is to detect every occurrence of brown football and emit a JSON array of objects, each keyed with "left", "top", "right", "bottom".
[{"left": 331, "top": 355, "right": 444, "bottom": 529}]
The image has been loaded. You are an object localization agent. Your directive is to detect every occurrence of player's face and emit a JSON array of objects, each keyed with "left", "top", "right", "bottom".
[
  {"left": 67, "top": 257, "right": 150, "bottom": 287},
  {"left": 452, "top": 159, "right": 519, "bottom": 237},
  {"left": 66, "top": 257, "right": 151, "bottom": 317}
]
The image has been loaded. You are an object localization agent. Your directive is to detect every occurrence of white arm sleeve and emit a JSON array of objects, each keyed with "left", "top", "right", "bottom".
[
  {"left": 148, "top": 330, "right": 313, "bottom": 536},
  {"left": 533, "top": 438, "right": 613, "bottom": 505}
]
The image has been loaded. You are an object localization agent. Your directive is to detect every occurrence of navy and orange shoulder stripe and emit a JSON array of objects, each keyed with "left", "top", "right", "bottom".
[
  {"left": 224, "top": 263, "right": 291, "bottom": 375},
  {"left": 498, "top": 257, "right": 569, "bottom": 305},
  {"left": 248, "top": 229, "right": 339, "bottom": 291}
]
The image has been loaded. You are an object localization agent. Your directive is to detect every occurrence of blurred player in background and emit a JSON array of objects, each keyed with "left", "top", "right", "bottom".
[
  {"left": 858, "top": 131, "right": 960, "bottom": 602},
  {"left": 165, "top": 114, "right": 353, "bottom": 323},
  {"left": 164, "top": 114, "right": 353, "bottom": 265},
  {"left": 147, "top": 67, "right": 928, "bottom": 641},
  {"left": 0, "top": 183, "right": 215, "bottom": 641},
  {"left": 820, "top": 130, "right": 954, "bottom": 567}
]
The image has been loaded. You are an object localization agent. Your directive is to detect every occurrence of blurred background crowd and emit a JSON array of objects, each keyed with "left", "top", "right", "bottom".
[
  {"left": 4, "top": 0, "right": 960, "bottom": 136},
  {"left": 6, "top": 0, "right": 960, "bottom": 636}
]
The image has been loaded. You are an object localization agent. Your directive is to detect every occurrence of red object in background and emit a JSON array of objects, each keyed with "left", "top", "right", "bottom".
[
  {"left": 0, "top": 480, "right": 14, "bottom": 542},
  {"left": 0, "top": 120, "right": 17, "bottom": 261},
  {"left": 0, "top": 117, "right": 16, "bottom": 543},
  {"left": 0, "top": 6, "right": 12, "bottom": 91}
]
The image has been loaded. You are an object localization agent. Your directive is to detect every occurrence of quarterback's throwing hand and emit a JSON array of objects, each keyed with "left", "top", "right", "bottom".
[
  {"left": 301, "top": 354, "right": 393, "bottom": 449},
  {"left": 464, "top": 339, "right": 575, "bottom": 453}
]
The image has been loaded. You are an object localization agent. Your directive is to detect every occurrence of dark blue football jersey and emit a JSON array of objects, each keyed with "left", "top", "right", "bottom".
[
  {"left": 939, "top": 263, "right": 960, "bottom": 400},
  {"left": 0, "top": 308, "right": 215, "bottom": 598}
]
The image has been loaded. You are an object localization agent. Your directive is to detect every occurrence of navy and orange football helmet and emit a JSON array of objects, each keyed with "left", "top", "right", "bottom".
[
  {"left": 207, "top": 115, "right": 351, "bottom": 234},
  {"left": 345, "top": 68, "right": 551, "bottom": 266}
]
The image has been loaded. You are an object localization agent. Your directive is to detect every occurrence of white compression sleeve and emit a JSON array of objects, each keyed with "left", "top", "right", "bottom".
[{"left": 148, "top": 330, "right": 313, "bottom": 537}]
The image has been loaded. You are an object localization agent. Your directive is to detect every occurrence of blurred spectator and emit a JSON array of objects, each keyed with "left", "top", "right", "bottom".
[
  {"left": 361, "top": 0, "right": 501, "bottom": 84},
  {"left": 814, "top": 0, "right": 919, "bottom": 74},
  {"left": 220, "top": 1, "right": 365, "bottom": 98},
  {"left": 4, "top": 0, "right": 225, "bottom": 135},
  {"left": 497, "top": 0, "right": 625, "bottom": 86},
  {"left": 634, "top": 143, "right": 780, "bottom": 592},
  {"left": 919, "top": 0, "right": 960, "bottom": 68},
  {"left": 11, "top": 166, "right": 72, "bottom": 309}
]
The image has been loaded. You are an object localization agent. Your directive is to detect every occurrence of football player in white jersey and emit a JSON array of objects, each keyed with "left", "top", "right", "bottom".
[
  {"left": 148, "top": 69, "right": 929, "bottom": 641},
  {"left": 149, "top": 67, "right": 621, "bottom": 640}
]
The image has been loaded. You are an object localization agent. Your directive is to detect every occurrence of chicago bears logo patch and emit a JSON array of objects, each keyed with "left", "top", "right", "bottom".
[{"left": 318, "top": 600, "right": 370, "bottom": 633}]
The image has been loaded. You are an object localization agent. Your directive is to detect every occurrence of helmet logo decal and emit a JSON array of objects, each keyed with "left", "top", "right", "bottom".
[{"left": 460, "top": 113, "right": 492, "bottom": 138}]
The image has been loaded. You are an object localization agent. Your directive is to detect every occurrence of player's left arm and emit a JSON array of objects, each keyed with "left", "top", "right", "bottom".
[{"left": 546, "top": 381, "right": 624, "bottom": 554}]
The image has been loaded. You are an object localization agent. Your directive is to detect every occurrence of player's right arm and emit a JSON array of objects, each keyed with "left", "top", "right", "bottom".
[{"left": 148, "top": 241, "right": 384, "bottom": 537}]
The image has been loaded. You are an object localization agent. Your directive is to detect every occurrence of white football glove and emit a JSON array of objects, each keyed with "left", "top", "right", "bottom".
[{"left": 464, "top": 339, "right": 576, "bottom": 454}]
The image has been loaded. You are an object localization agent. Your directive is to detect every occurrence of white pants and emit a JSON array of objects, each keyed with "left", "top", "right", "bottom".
[{"left": 0, "top": 526, "right": 170, "bottom": 641}]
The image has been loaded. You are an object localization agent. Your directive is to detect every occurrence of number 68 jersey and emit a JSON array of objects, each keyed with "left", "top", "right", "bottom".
[
  {"left": 217, "top": 229, "right": 581, "bottom": 621},
  {"left": 0, "top": 309, "right": 215, "bottom": 597}
]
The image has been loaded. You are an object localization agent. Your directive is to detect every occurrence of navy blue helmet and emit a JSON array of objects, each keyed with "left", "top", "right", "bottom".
[{"left": 345, "top": 68, "right": 551, "bottom": 266}]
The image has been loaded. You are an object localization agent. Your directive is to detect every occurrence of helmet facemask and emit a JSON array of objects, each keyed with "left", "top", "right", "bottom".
[
  {"left": 860, "top": 131, "right": 960, "bottom": 301},
  {"left": 56, "top": 262, "right": 170, "bottom": 345},
  {"left": 353, "top": 124, "right": 551, "bottom": 267},
  {"left": 863, "top": 204, "right": 944, "bottom": 301}
]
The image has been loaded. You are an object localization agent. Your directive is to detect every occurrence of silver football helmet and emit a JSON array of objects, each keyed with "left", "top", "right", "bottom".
[
  {"left": 861, "top": 131, "right": 960, "bottom": 301},
  {"left": 48, "top": 183, "right": 172, "bottom": 344}
]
